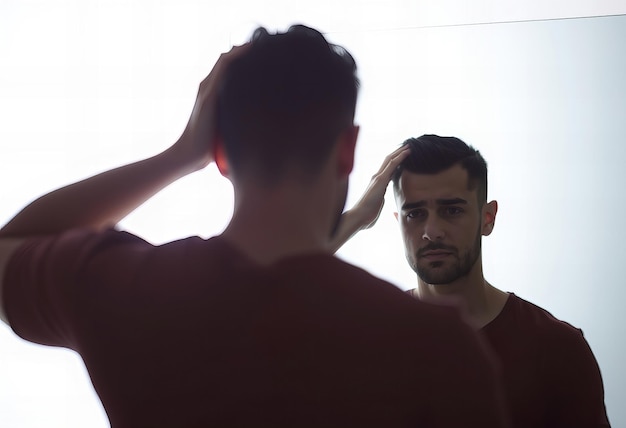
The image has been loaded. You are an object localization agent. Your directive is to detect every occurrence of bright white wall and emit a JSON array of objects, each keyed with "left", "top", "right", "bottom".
[{"left": 1, "top": 1, "right": 624, "bottom": 426}]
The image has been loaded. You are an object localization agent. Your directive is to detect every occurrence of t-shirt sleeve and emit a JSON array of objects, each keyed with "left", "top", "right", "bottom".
[
  {"left": 544, "top": 326, "right": 611, "bottom": 427},
  {"left": 2, "top": 228, "right": 146, "bottom": 349}
]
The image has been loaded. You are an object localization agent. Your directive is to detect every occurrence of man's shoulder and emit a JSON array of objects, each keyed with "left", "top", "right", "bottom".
[
  {"left": 276, "top": 255, "right": 467, "bottom": 318},
  {"left": 277, "top": 254, "right": 418, "bottom": 302},
  {"left": 3, "top": 228, "right": 151, "bottom": 273},
  {"left": 506, "top": 294, "right": 585, "bottom": 341}
]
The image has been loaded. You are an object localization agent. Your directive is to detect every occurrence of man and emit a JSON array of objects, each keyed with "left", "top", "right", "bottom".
[
  {"left": 334, "top": 134, "right": 610, "bottom": 427},
  {"left": 0, "top": 28, "right": 509, "bottom": 427}
]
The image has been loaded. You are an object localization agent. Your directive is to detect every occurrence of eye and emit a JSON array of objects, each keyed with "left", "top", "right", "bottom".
[
  {"left": 406, "top": 209, "right": 426, "bottom": 220},
  {"left": 442, "top": 206, "right": 464, "bottom": 217}
]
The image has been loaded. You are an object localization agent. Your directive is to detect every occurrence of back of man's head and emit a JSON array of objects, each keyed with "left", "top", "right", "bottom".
[
  {"left": 217, "top": 25, "right": 359, "bottom": 185},
  {"left": 392, "top": 134, "right": 489, "bottom": 204}
]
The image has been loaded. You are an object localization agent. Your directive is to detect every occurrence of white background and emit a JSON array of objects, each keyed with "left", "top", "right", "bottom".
[{"left": 1, "top": 1, "right": 625, "bottom": 426}]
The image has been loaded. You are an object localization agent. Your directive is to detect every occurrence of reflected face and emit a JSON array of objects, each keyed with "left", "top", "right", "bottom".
[{"left": 394, "top": 164, "right": 493, "bottom": 285}]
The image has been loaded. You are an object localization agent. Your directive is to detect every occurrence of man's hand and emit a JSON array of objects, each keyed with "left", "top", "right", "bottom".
[
  {"left": 0, "top": 43, "right": 252, "bottom": 325},
  {"left": 0, "top": 44, "right": 251, "bottom": 239},
  {"left": 329, "top": 145, "right": 409, "bottom": 253},
  {"left": 353, "top": 146, "right": 410, "bottom": 229},
  {"left": 174, "top": 44, "right": 250, "bottom": 173}
]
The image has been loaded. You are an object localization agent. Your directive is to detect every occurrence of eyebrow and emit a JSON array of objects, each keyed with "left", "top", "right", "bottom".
[{"left": 401, "top": 198, "right": 468, "bottom": 211}]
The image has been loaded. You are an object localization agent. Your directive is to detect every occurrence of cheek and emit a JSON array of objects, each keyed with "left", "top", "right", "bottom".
[{"left": 400, "top": 225, "right": 420, "bottom": 248}]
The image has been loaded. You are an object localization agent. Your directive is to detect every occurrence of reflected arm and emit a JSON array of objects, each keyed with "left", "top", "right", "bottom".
[{"left": 329, "top": 146, "right": 409, "bottom": 253}]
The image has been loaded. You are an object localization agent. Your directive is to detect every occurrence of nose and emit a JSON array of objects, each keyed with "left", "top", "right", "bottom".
[{"left": 422, "top": 216, "right": 445, "bottom": 242}]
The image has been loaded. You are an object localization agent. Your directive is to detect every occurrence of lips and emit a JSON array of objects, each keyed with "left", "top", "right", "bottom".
[
  {"left": 420, "top": 250, "right": 452, "bottom": 260},
  {"left": 417, "top": 245, "right": 456, "bottom": 261}
]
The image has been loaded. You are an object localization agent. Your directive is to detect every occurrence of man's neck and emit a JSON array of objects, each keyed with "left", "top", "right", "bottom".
[
  {"left": 221, "top": 178, "right": 340, "bottom": 266},
  {"left": 416, "top": 263, "right": 508, "bottom": 329}
]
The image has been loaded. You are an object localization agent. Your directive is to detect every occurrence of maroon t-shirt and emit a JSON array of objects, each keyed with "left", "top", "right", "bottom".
[
  {"left": 4, "top": 229, "right": 509, "bottom": 428},
  {"left": 481, "top": 294, "right": 610, "bottom": 428}
]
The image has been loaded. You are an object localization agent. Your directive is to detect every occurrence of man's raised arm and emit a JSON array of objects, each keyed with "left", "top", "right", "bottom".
[
  {"left": 329, "top": 146, "right": 409, "bottom": 253},
  {"left": 0, "top": 44, "right": 248, "bottom": 324}
]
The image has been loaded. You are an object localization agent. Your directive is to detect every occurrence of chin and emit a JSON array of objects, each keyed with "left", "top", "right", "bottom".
[{"left": 416, "top": 266, "right": 460, "bottom": 286}]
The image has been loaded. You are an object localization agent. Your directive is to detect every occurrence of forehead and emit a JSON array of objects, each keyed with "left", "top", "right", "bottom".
[{"left": 395, "top": 164, "right": 475, "bottom": 205}]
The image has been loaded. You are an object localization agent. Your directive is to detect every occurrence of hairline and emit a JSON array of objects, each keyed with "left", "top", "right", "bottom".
[{"left": 392, "top": 161, "right": 487, "bottom": 208}]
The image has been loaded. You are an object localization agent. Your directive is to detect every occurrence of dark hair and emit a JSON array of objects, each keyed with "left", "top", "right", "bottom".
[
  {"left": 217, "top": 25, "right": 359, "bottom": 184},
  {"left": 391, "top": 135, "right": 488, "bottom": 204}
]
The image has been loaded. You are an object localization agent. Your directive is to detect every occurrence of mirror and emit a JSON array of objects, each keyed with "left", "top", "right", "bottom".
[{"left": 1, "top": 3, "right": 623, "bottom": 426}]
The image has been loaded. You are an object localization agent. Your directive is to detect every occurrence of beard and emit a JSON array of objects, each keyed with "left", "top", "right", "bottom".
[{"left": 409, "top": 224, "right": 482, "bottom": 285}]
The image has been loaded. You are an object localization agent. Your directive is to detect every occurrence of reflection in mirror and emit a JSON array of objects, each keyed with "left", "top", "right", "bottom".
[
  {"left": 337, "top": 14, "right": 625, "bottom": 427},
  {"left": 0, "top": 4, "right": 624, "bottom": 427}
]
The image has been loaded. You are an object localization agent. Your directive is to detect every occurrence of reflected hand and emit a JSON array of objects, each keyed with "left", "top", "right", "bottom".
[
  {"left": 352, "top": 145, "right": 410, "bottom": 229},
  {"left": 329, "top": 145, "right": 409, "bottom": 253}
]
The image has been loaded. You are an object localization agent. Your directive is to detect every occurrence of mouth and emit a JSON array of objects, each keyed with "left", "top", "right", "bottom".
[{"left": 419, "top": 250, "right": 454, "bottom": 261}]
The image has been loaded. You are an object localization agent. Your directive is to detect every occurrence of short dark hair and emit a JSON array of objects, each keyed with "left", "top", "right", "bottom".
[
  {"left": 391, "top": 135, "right": 488, "bottom": 204},
  {"left": 217, "top": 25, "right": 359, "bottom": 184}
]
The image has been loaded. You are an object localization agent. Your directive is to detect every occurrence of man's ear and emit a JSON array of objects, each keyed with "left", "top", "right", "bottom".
[
  {"left": 482, "top": 200, "right": 498, "bottom": 236},
  {"left": 213, "top": 137, "right": 229, "bottom": 178},
  {"left": 337, "top": 125, "right": 359, "bottom": 177}
]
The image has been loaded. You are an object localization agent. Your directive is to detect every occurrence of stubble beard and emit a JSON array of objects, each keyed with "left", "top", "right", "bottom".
[{"left": 410, "top": 225, "right": 482, "bottom": 285}]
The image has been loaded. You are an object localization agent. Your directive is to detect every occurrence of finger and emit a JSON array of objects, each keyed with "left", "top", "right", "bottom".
[
  {"left": 375, "top": 147, "right": 410, "bottom": 178},
  {"left": 389, "top": 146, "right": 410, "bottom": 163},
  {"left": 218, "top": 43, "right": 252, "bottom": 68},
  {"left": 374, "top": 146, "right": 409, "bottom": 174},
  {"left": 200, "top": 43, "right": 252, "bottom": 89},
  {"left": 387, "top": 145, "right": 410, "bottom": 160}
]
